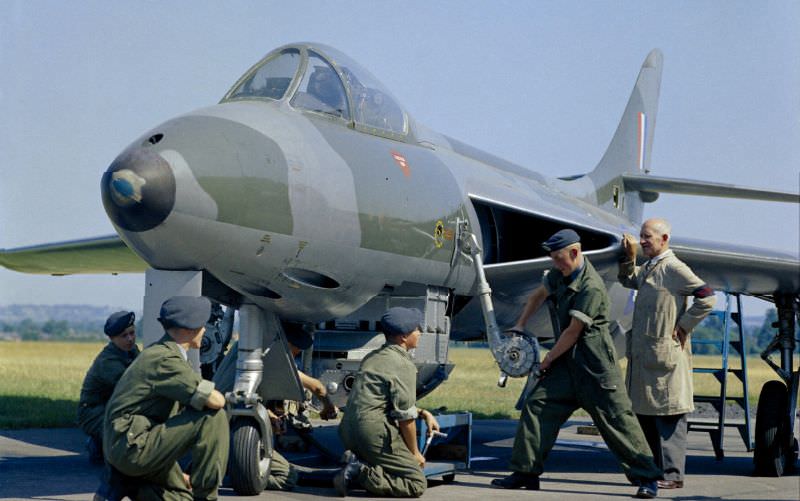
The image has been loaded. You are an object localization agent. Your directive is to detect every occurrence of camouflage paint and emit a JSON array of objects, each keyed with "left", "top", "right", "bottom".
[
  {"left": 152, "top": 115, "right": 292, "bottom": 235},
  {"left": 308, "top": 117, "right": 465, "bottom": 263}
]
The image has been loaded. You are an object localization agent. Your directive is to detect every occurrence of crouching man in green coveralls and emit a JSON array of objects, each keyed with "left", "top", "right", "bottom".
[
  {"left": 491, "top": 229, "right": 663, "bottom": 499},
  {"left": 103, "top": 296, "right": 229, "bottom": 501},
  {"left": 335, "top": 307, "right": 440, "bottom": 497},
  {"left": 78, "top": 310, "right": 139, "bottom": 464}
]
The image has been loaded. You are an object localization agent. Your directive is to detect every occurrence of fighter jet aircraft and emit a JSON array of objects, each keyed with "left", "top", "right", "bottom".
[{"left": 2, "top": 43, "right": 798, "bottom": 490}]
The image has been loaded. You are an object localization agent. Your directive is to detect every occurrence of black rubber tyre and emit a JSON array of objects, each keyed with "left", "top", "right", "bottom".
[
  {"left": 230, "top": 419, "right": 271, "bottom": 495},
  {"left": 753, "top": 380, "right": 789, "bottom": 476},
  {"left": 787, "top": 436, "right": 799, "bottom": 474},
  {"left": 442, "top": 473, "right": 456, "bottom": 483}
]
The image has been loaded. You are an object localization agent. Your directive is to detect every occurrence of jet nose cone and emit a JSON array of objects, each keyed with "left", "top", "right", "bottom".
[{"left": 101, "top": 148, "right": 176, "bottom": 232}]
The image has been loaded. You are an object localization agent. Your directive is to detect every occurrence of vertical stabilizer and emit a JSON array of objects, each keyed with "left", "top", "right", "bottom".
[{"left": 586, "top": 49, "right": 663, "bottom": 223}]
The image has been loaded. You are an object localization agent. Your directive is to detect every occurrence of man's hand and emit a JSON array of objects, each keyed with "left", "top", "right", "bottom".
[
  {"left": 673, "top": 326, "right": 688, "bottom": 349},
  {"left": 414, "top": 450, "right": 426, "bottom": 467},
  {"left": 420, "top": 409, "right": 440, "bottom": 437},
  {"left": 539, "top": 352, "right": 553, "bottom": 372},
  {"left": 319, "top": 401, "right": 339, "bottom": 420},
  {"left": 182, "top": 472, "right": 192, "bottom": 490},
  {"left": 268, "top": 408, "right": 286, "bottom": 435},
  {"left": 205, "top": 389, "right": 226, "bottom": 410},
  {"left": 622, "top": 233, "right": 638, "bottom": 261}
]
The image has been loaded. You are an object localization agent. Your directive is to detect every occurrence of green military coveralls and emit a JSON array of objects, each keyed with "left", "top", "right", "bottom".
[
  {"left": 78, "top": 342, "right": 139, "bottom": 443},
  {"left": 104, "top": 334, "right": 229, "bottom": 501},
  {"left": 510, "top": 259, "right": 662, "bottom": 483},
  {"left": 339, "top": 343, "right": 426, "bottom": 497}
]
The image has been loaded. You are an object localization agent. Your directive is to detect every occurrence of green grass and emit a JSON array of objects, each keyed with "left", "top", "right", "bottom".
[
  {"left": 419, "top": 350, "right": 788, "bottom": 420},
  {"left": 0, "top": 341, "right": 104, "bottom": 428},
  {"left": 0, "top": 341, "right": 791, "bottom": 428}
]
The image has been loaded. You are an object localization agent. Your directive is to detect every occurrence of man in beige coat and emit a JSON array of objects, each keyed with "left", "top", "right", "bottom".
[{"left": 619, "top": 218, "right": 715, "bottom": 490}]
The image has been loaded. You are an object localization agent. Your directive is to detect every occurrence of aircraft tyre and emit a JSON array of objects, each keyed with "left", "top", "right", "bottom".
[
  {"left": 753, "top": 380, "right": 791, "bottom": 476},
  {"left": 230, "top": 418, "right": 272, "bottom": 495}
]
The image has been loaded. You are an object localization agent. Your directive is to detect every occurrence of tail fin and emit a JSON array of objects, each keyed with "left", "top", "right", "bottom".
[{"left": 586, "top": 49, "right": 663, "bottom": 223}]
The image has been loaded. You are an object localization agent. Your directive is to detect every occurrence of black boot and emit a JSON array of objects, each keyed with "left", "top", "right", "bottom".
[
  {"left": 93, "top": 465, "right": 137, "bottom": 501},
  {"left": 491, "top": 471, "right": 540, "bottom": 489},
  {"left": 86, "top": 436, "right": 104, "bottom": 465},
  {"left": 333, "top": 450, "right": 363, "bottom": 497},
  {"left": 635, "top": 479, "right": 659, "bottom": 498}
]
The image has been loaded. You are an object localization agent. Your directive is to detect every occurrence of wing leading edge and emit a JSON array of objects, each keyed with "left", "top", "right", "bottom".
[
  {"left": 622, "top": 174, "right": 800, "bottom": 203},
  {"left": 484, "top": 238, "right": 798, "bottom": 301},
  {"left": 668, "top": 237, "right": 799, "bottom": 297},
  {"left": 0, "top": 235, "right": 147, "bottom": 275}
]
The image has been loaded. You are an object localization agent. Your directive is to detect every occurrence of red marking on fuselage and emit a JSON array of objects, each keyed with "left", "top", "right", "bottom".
[{"left": 391, "top": 150, "right": 411, "bottom": 177}]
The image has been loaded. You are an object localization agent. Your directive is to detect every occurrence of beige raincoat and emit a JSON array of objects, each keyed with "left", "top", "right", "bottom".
[{"left": 618, "top": 249, "right": 715, "bottom": 415}]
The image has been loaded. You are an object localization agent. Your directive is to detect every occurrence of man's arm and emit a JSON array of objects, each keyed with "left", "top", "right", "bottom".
[
  {"left": 417, "top": 408, "right": 440, "bottom": 436},
  {"left": 617, "top": 233, "right": 641, "bottom": 289},
  {"left": 512, "top": 285, "right": 548, "bottom": 332},
  {"left": 398, "top": 418, "right": 426, "bottom": 467},
  {"left": 670, "top": 260, "right": 716, "bottom": 348},
  {"left": 298, "top": 370, "right": 338, "bottom": 419},
  {"left": 539, "top": 317, "right": 584, "bottom": 371}
]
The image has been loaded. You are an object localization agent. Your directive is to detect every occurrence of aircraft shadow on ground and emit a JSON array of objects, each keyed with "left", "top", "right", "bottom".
[
  {"left": 0, "top": 395, "right": 78, "bottom": 431},
  {"left": 0, "top": 454, "right": 102, "bottom": 498}
]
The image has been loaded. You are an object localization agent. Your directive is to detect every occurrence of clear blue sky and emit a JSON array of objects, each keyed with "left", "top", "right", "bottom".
[{"left": 1, "top": 1, "right": 798, "bottom": 316}]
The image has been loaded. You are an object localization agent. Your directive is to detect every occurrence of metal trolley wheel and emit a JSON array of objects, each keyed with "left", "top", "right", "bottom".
[
  {"left": 753, "top": 380, "right": 796, "bottom": 476},
  {"left": 230, "top": 418, "right": 273, "bottom": 495}
]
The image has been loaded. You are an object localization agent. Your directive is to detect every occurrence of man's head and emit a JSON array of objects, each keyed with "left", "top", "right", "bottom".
[
  {"left": 308, "top": 66, "right": 342, "bottom": 109},
  {"left": 380, "top": 307, "right": 423, "bottom": 350},
  {"left": 283, "top": 322, "right": 313, "bottom": 357},
  {"left": 542, "top": 229, "right": 583, "bottom": 276},
  {"left": 639, "top": 218, "right": 671, "bottom": 258},
  {"left": 105, "top": 311, "right": 136, "bottom": 352},
  {"left": 158, "top": 296, "right": 212, "bottom": 349}
]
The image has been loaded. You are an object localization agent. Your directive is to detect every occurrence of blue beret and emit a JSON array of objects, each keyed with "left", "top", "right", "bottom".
[
  {"left": 541, "top": 229, "right": 581, "bottom": 252},
  {"left": 158, "top": 296, "right": 212, "bottom": 330},
  {"left": 104, "top": 311, "right": 135, "bottom": 337},
  {"left": 283, "top": 322, "right": 313, "bottom": 350},
  {"left": 380, "top": 307, "right": 424, "bottom": 337}
]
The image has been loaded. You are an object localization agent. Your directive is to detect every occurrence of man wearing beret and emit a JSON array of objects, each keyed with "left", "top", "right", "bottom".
[
  {"left": 284, "top": 323, "right": 339, "bottom": 422},
  {"left": 259, "top": 324, "right": 341, "bottom": 492},
  {"left": 492, "top": 229, "right": 662, "bottom": 499},
  {"left": 102, "top": 296, "right": 229, "bottom": 501},
  {"left": 335, "top": 307, "right": 440, "bottom": 497},
  {"left": 78, "top": 310, "right": 139, "bottom": 464},
  {"left": 619, "top": 218, "right": 715, "bottom": 490}
]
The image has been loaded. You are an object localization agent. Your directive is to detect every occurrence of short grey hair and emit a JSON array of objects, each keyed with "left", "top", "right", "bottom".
[{"left": 643, "top": 218, "right": 671, "bottom": 237}]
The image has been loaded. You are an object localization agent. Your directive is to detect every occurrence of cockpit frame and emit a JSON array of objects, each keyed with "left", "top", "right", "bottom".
[{"left": 221, "top": 43, "right": 411, "bottom": 143}]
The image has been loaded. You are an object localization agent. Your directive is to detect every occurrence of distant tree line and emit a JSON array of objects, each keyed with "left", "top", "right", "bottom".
[
  {"left": 1, "top": 308, "right": 796, "bottom": 352},
  {"left": 691, "top": 308, "right": 799, "bottom": 356},
  {"left": 0, "top": 318, "right": 106, "bottom": 341}
]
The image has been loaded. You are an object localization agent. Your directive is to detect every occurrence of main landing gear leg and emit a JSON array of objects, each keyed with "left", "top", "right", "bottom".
[
  {"left": 226, "top": 304, "right": 304, "bottom": 494},
  {"left": 459, "top": 228, "right": 540, "bottom": 380},
  {"left": 754, "top": 294, "right": 799, "bottom": 476}
]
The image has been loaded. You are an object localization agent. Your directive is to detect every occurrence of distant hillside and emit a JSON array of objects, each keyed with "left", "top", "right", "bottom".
[{"left": 0, "top": 304, "right": 139, "bottom": 324}]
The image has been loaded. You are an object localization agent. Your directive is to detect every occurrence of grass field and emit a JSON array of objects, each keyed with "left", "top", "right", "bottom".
[{"left": 0, "top": 341, "right": 789, "bottom": 428}]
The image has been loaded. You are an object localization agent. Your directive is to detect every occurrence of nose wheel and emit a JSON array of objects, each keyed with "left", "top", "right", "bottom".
[{"left": 230, "top": 417, "right": 273, "bottom": 495}]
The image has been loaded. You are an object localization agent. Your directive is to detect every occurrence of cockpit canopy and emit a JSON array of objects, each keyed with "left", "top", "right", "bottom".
[{"left": 223, "top": 43, "right": 408, "bottom": 137}]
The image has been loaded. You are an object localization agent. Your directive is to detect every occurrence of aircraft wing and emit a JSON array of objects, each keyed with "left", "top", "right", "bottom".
[
  {"left": 622, "top": 174, "right": 800, "bottom": 203},
  {"left": 0, "top": 235, "right": 147, "bottom": 275},
  {"left": 668, "top": 237, "right": 799, "bottom": 298},
  {"left": 483, "top": 238, "right": 799, "bottom": 300}
]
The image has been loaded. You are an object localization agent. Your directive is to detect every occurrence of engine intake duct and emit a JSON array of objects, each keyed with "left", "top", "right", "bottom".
[{"left": 471, "top": 199, "right": 615, "bottom": 264}]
